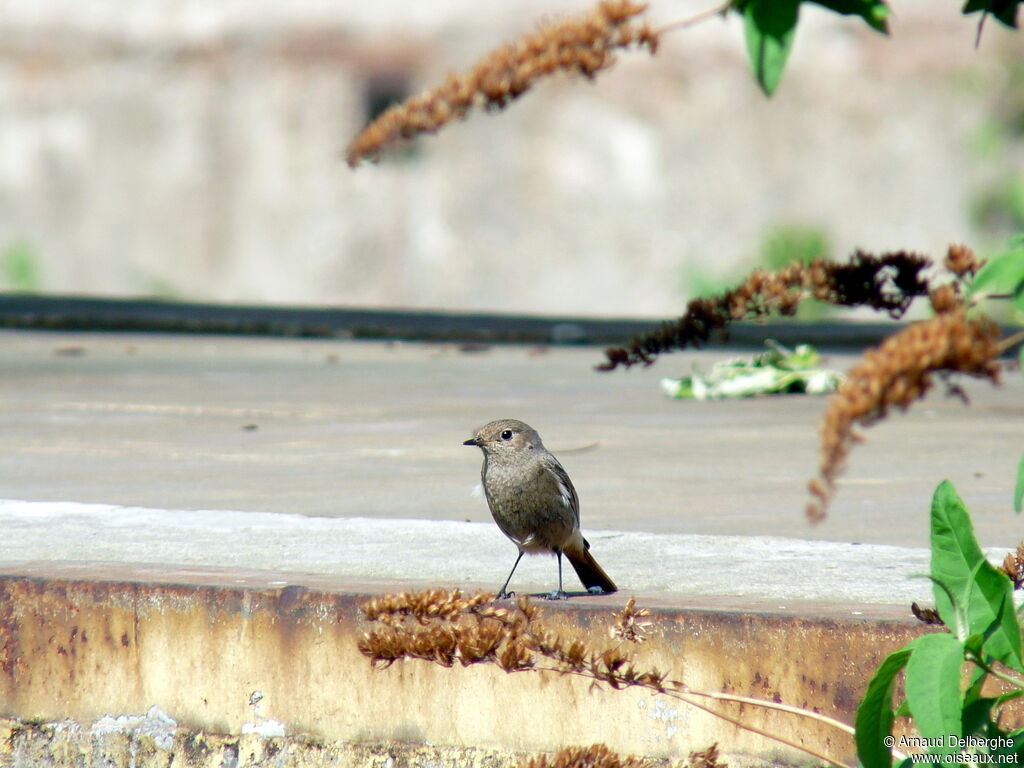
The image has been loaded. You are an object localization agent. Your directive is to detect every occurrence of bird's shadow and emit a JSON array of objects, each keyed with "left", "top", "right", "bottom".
[{"left": 498, "top": 589, "right": 609, "bottom": 601}]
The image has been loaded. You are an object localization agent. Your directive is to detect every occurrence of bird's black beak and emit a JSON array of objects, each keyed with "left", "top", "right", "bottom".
[{"left": 463, "top": 437, "right": 483, "bottom": 447}]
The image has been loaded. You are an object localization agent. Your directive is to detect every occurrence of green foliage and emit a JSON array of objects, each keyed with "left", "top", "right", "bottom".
[
  {"left": 856, "top": 481, "right": 1024, "bottom": 766},
  {"left": 808, "top": 0, "right": 888, "bottom": 32},
  {"left": 968, "top": 236, "right": 1024, "bottom": 314},
  {"left": 2, "top": 241, "right": 40, "bottom": 292},
  {"left": 736, "top": 0, "right": 800, "bottom": 96},
  {"left": 1015, "top": 453, "right": 1024, "bottom": 514},
  {"left": 679, "top": 264, "right": 735, "bottom": 301},
  {"left": 962, "top": 0, "right": 1021, "bottom": 30},
  {"left": 855, "top": 647, "right": 912, "bottom": 768},
  {"left": 930, "top": 481, "right": 1022, "bottom": 669},
  {"left": 905, "top": 633, "right": 964, "bottom": 754},
  {"left": 971, "top": 179, "right": 1024, "bottom": 243},
  {"left": 758, "top": 224, "right": 830, "bottom": 270},
  {"left": 728, "top": 0, "right": 1024, "bottom": 96},
  {"left": 733, "top": 0, "right": 888, "bottom": 95},
  {"left": 661, "top": 341, "right": 842, "bottom": 399}
]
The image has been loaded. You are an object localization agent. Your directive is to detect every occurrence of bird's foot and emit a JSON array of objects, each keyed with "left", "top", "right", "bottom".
[
  {"left": 545, "top": 590, "right": 568, "bottom": 601},
  {"left": 587, "top": 586, "right": 605, "bottom": 595},
  {"left": 496, "top": 590, "right": 516, "bottom": 600}
]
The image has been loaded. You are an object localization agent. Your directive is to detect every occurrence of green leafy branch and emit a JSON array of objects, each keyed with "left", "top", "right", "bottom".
[
  {"left": 856, "top": 481, "right": 1024, "bottom": 766},
  {"left": 735, "top": 0, "right": 1019, "bottom": 96}
]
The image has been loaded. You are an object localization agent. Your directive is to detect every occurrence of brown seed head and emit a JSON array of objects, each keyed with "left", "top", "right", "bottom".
[
  {"left": 600, "top": 250, "right": 934, "bottom": 371},
  {"left": 944, "top": 244, "right": 981, "bottom": 279},
  {"left": 347, "top": 0, "right": 658, "bottom": 166},
  {"left": 807, "top": 310, "right": 1001, "bottom": 522}
]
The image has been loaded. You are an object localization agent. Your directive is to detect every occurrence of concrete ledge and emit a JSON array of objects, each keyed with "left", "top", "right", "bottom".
[
  {"left": 0, "top": 565, "right": 927, "bottom": 767},
  {"left": 0, "top": 293, "right": 952, "bottom": 350}
]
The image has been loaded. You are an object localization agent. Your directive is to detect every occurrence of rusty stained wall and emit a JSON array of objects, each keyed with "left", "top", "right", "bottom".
[{"left": 0, "top": 573, "right": 925, "bottom": 765}]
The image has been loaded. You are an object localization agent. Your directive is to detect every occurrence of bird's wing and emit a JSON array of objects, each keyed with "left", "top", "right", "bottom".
[{"left": 543, "top": 454, "right": 580, "bottom": 527}]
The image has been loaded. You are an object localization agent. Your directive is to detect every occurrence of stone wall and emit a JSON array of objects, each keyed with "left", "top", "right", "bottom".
[
  {"left": 0, "top": 565, "right": 928, "bottom": 766},
  {"left": 0, "top": 0, "right": 1020, "bottom": 316}
]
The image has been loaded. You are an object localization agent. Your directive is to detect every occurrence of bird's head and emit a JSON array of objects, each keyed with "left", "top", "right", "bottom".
[{"left": 463, "top": 418, "right": 544, "bottom": 457}]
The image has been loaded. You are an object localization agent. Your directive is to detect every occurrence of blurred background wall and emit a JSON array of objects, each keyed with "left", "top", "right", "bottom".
[{"left": 0, "top": 0, "right": 1021, "bottom": 317}]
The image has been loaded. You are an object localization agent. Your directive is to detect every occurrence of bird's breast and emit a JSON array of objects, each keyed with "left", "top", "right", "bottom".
[{"left": 481, "top": 457, "right": 576, "bottom": 552}]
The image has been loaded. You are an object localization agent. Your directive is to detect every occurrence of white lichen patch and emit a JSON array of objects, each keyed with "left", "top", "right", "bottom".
[{"left": 90, "top": 705, "right": 177, "bottom": 751}]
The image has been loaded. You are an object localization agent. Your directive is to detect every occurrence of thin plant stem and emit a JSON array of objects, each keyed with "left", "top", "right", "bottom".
[
  {"left": 670, "top": 691, "right": 855, "bottom": 768},
  {"left": 681, "top": 689, "right": 854, "bottom": 735},
  {"left": 531, "top": 664, "right": 856, "bottom": 768},
  {"left": 654, "top": 1, "right": 731, "bottom": 36},
  {"left": 998, "top": 329, "right": 1024, "bottom": 354},
  {"left": 968, "top": 654, "right": 1024, "bottom": 691}
]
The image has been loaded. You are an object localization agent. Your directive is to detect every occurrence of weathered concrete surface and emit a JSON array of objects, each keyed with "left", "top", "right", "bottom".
[
  {"left": 1, "top": 330, "right": 1022, "bottom": 553},
  {"left": 0, "top": 713, "right": 542, "bottom": 768},
  {"left": 0, "top": 568, "right": 927, "bottom": 767},
  {"left": 0, "top": 330, "right": 1021, "bottom": 765},
  {"left": 0, "top": 499, "right": 950, "bottom": 606}
]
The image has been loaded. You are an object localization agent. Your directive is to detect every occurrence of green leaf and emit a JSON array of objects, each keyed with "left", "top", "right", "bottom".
[
  {"left": 964, "top": 632, "right": 985, "bottom": 658},
  {"left": 739, "top": 0, "right": 801, "bottom": 96},
  {"left": 963, "top": 662, "right": 988, "bottom": 706},
  {"left": 926, "top": 574, "right": 970, "bottom": 640},
  {"left": 856, "top": 646, "right": 912, "bottom": 768},
  {"left": 969, "top": 245, "right": 1024, "bottom": 300},
  {"left": 808, "top": 0, "right": 889, "bottom": 33},
  {"left": 905, "top": 633, "right": 964, "bottom": 750},
  {"left": 931, "top": 481, "right": 1024, "bottom": 671},
  {"left": 994, "top": 729, "right": 1024, "bottom": 759},
  {"left": 962, "top": 0, "right": 1021, "bottom": 29},
  {"left": 961, "top": 696, "right": 998, "bottom": 737},
  {"left": 1016, "top": 453, "right": 1024, "bottom": 514}
]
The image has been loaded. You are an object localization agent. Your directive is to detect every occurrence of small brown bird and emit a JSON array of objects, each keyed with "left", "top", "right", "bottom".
[{"left": 463, "top": 418, "right": 617, "bottom": 599}]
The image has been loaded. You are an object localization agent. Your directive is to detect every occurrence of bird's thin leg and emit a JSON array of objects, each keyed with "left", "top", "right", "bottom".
[
  {"left": 549, "top": 550, "right": 567, "bottom": 600},
  {"left": 497, "top": 551, "right": 524, "bottom": 599}
]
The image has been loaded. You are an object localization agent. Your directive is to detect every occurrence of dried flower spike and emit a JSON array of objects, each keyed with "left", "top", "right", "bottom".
[
  {"left": 910, "top": 602, "right": 943, "bottom": 625},
  {"left": 599, "top": 250, "right": 933, "bottom": 371},
  {"left": 346, "top": 0, "right": 658, "bottom": 167},
  {"left": 520, "top": 744, "right": 654, "bottom": 768},
  {"left": 807, "top": 310, "right": 1001, "bottom": 522},
  {"left": 944, "top": 244, "right": 981, "bottom": 279},
  {"left": 610, "top": 597, "right": 653, "bottom": 643},
  {"left": 1000, "top": 542, "right": 1024, "bottom": 589}
]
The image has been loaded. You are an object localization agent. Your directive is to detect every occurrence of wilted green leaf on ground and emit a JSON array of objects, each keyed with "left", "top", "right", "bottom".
[{"left": 661, "top": 341, "right": 842, "bottom": 400}]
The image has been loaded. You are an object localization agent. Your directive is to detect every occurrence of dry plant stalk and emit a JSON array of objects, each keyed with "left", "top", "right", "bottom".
[
  {"left": 519, "top": 743, "right": 724, "bottom": 768},
  {"left": 610, "top": 596, "right": 653, "bottom": 643},
  {"left": 1001, "top": 542, "right": 1024, "bottom": 590},
  {"left": 519, "top": 744, "right": 653, "bottom": 768},
  {"left": 910, "top": 601, "right": 944, "bottom": 625},
  {"left": 358, "top": 589, "right": 857, "bottom": 768},
  {"left": 359, "top": 588, "right": 667, "bottom": 688},
  {"left": 598, "top": 250, "right": 935, "bottom": 371},
  {"left": 806, "top": 309, "right": 1001, "bottom": 522},
  {"left": 346, "top": 0, "right": 658, "bottom": 167}
]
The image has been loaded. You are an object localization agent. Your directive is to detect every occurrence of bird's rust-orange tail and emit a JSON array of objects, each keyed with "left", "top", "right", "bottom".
[{"left": 565, "top": 545, "right": 617, "bottom": 594}]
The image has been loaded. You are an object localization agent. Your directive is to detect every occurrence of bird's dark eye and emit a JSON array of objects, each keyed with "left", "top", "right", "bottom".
[{"left": 500, "top": 429, "right": 514, "bottom": 441}]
